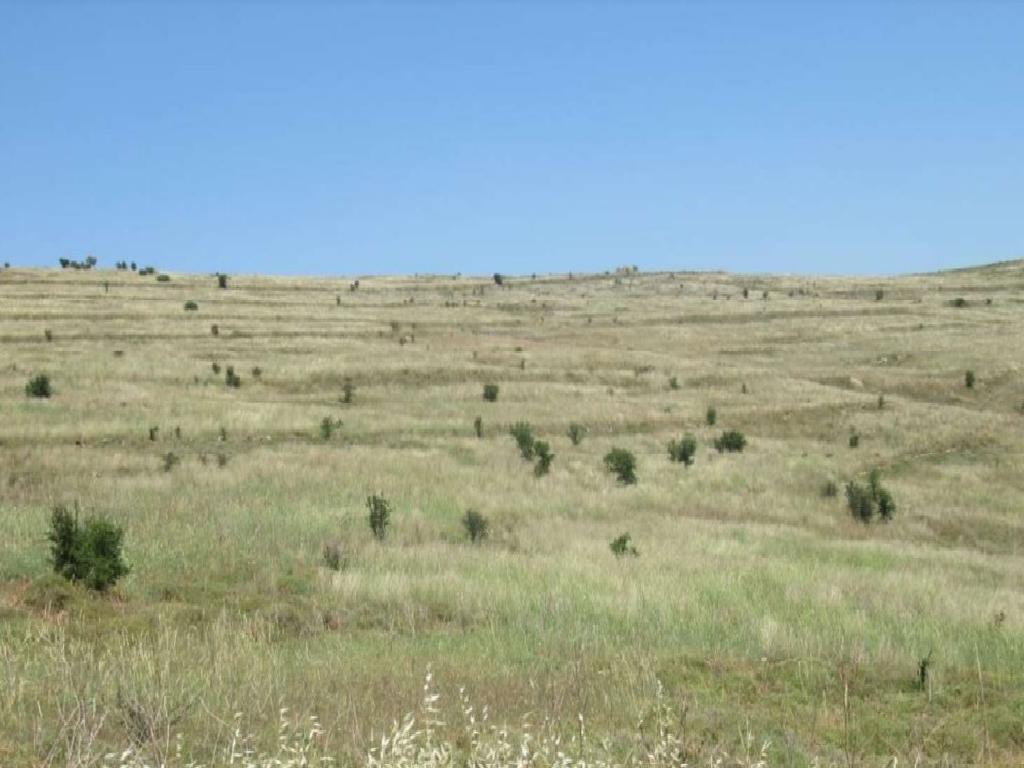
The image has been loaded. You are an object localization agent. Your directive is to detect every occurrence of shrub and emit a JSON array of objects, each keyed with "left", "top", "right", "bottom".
[
  {"left": 846, "top": 470, "right": 895, "bottom": 524},
  {"left": 875, "top": 289, "right": 884, "bottom": 301},
  {"left": 493, "top": 273, "right": 504, "bottom": 286},
  {"left": 217, "top": 273, "right": 228, "bottom": 289},
  {"left": 367, "top": 494, "right": 391, "bottom": 541},
  {"left": 210, "top": 323, "right": 219, "bottom": 336},
  {"left": 148, "top": 426, "right": 159, "bottom": 441},
  {"left": 668, "top": 434, "right": 697, "bottom": 466},
  {"left": 533, "top": 440, "right": 554, "bottom": 477},
  {"left": 183, "top": 300, "right": 198, "bottom": 311},
  {"left": 668, "top": 376, "right": 680, "bottom": 390},
  {"left": 47, "top": 505, "right": 129, "bottom": 592},
  {"left": 567, "top": 423, "right": 587, "bottom": 446},
  {"left": 473, "top": 416, "right": 483, "bottom": 438},
  {"left": 251, "top": 366, "right": 262, "bottom": 380},
  {"left": 713, "top": 430, "right": 746, "bottom": 453},
  {"left": 211, "top": 362, "right": 221, "bottom": 374},
  {"left": 44, "top": 329, "right": 53, "bottom": 342},
  {"left": 877, "top": 394, "right": 885, "bottom": 410},
  {"left": 821, "top": 479, "right": 839, "bottom": 498},
  {"left": 482, "top": 383, "right": 499, "bottom": 402},
  {"left": 342, "top": 379, "right": 355, "bottom": 404},
  {"left": 609, "top": 533, "right": 638, "bottom": 558},
  {"left": 319, "top": 417, "right": 337, "bottom": 440},
  {"left": 509, "top": 421, "right": 535, "bottom": 460},
  {"left": 225, "top": 366, "right": 241, "bottom": 388},
  {"left": 848, "top": 432, "right": 860, "bottom": 448},
  {"left": 462, "top": 509, "right": 489, "bottom": 543},
  {"left": 604, "top": 448, "right": 637, "bottom": 484},
  {"left": 965, "top": 370, "right": 975, "bottom": 389},
  {"left": 705, "top": 405, "right": 717, "bottom": 426},
  {"left": 162, "top": 452, "right": 179, "bottom": 472},
  {"left": 156, "top": 274, "right": 171, "bottom": 282},
  {"left": 952, "top": 297, "right": 968, "bottom": 308},
  {"left": 25, "top": 373, "right": 52, "bottom": 398}
]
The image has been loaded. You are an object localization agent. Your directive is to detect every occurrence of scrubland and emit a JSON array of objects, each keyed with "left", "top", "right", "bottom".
[{"left": 1, "top": 262, "right": 1023, "bottom": 766}]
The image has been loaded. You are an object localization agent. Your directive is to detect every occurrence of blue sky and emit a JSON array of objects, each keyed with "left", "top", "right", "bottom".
[{"left": 1, "top": 2, "right": 1022, "bottom": 277}]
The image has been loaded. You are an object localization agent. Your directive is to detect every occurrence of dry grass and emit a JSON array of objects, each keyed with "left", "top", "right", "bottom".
[{"left": 1, "top": 263, "right": 1023, "bottom": 766}]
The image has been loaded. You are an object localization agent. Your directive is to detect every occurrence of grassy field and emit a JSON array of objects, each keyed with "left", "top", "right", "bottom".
[{"left": 1, "top": 262, "right": 1023, "bottom": 766}]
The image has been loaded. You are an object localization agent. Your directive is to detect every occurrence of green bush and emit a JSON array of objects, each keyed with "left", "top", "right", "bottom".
[
  {"left": 821, "top": 479, "right": 839, "bottom": 498},
  {"left": 473, "top": 416, "right": 483, "bottom": 438},
  {"left": 25, "top": 373, "right": 52, "bottom": 398},
  {"left": 482, "top": 383, "right": 499, "bottom": 402},
  {"left": 567, "top": 423, "right": 587, "bottom": 446},
  {"left": 342, "top": 379, "right": 355, "bottom": 404},
  {"left": 713, "top": 430, "right": 746, "bottom": 453},
  {"left": 509, "top": 421, "right": 535, "bottom": 460},
  {"left": 705, "top": 406, "right": 717, "bottom": 426},
  {"left": 156, "top": 273, "right": 171, "bottom": 282},
  {"left": 849, "top": 432, "right": 860, "bottom": 448},
  {"left": 462, "top": 509, "right": 489, "bottom": 543},
  {"left": 367, "top": 494, "right": 391, "bottom": 541},
  {"left": 668, "top": 376, "right": 680, "bottom": 390},
  {"left": 604, "top": 448, "right": 637, "bottom": 485},
  {"left": 320, "top": 417, "right": 338, "bottom": 440},
  {"left": 609, "top": 532, "right": 638, "bottom": 558},
  {"left": 965, "top": 370, "right": 975, "bottom": 389},
  {"left": 668, "top": 434, "right": 697, "bottom": 466},
  {"left": 533, "top": 440, "right": 554, "bottom": 477},
  {"left": 217, "top": 273, "right": 228, "bottom": 289},
  {"left": 225, "top": 366, "right": 241, "bottom": 388},
  {"left": 846, "top": 469, "right": 895, "bottom": 524},
  {"left": 183, "top": 300, "right": 198, "bottom": 311},
  {"left": 47, "top": 505, "right": 129, "bottom": 592},
  {"left": 162, "top": 452, "right": 179, "bottom": 472}
]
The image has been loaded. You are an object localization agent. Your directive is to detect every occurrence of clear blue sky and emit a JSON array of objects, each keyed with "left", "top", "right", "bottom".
[{"left": 2, "top": 2, "right": 1022, "bottom": 276}]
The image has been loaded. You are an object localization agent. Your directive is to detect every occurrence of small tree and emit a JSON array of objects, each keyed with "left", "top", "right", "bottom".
[
  {"left": 183, "top": 300, "right": 198, "bottom": 311},
  {"left": 217, "top": 273, "right": 228, "bottom": 289},
  {"left": 482, "top": 383, "right": 499, "bottom": 402},
  {"left": 320, "top": 417, "right": 337, "bottom": 440},
  {"left": 846, "top": 470, "right": 895, "bottom": 524},
  {"left": 25, "top": 374, "right": 52, "bottom": 398},
  {"left": 493, "top": 273, "right": 504, "bottom": 286},
  {"left": 713, "top": 430, "right": 746, "bottom": 453},
  {"left": 509, "top": 422, "right": 535, "bottom": 460},
  {"left": 705, "top": 405, "right": 717, "bottom": 426},
  {"left": 533, "top": 440, "right": 554, "bottom": 477},
  {"left": 462, "top": 509, "right": 489, "bottom": 543},
  {"left": 609, "top": 533, "right": 638, "bottom": 558},
  {"left": 567, "top": 423, "right": 587, "bottom": 446},
  {"left": 367, "top": 494, "right": 391, "bottom": 541},
  {"left": 668, "top": 434, "right": 697, "bottom": 466},
  {"left": 47, "top": 505, "right": 129, "bottom": 592},
  {"left": 604, "top": 448, "right": 637, "bottom": 484}
]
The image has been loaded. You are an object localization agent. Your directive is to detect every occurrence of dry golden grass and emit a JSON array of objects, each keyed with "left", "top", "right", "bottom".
[{"left": 1, "top": 262, "right": 1023, "bottom": 766}]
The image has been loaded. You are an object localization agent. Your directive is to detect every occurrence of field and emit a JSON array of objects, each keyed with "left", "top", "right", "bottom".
[{"left": 1, "top": 262, "right": 1023, "bottom": 766}]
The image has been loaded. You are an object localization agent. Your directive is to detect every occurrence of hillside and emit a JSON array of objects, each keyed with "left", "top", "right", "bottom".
[{"left": 1, "top": 263, "right": 1023, "bottom": 766}]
